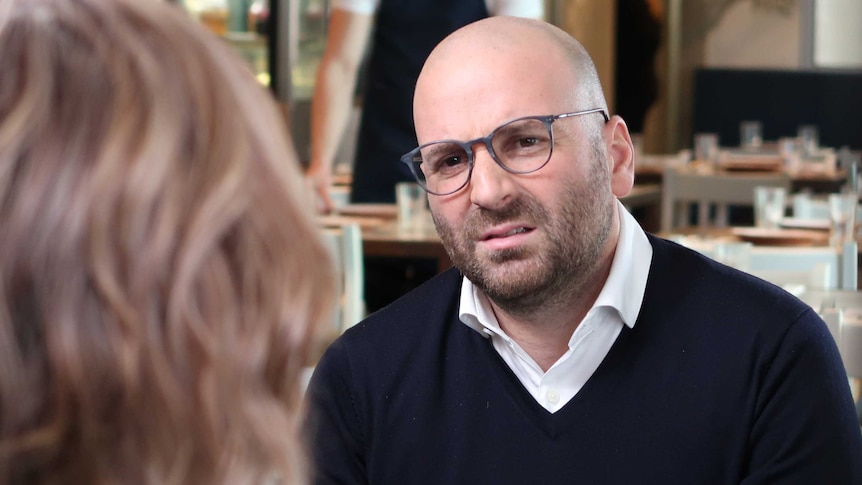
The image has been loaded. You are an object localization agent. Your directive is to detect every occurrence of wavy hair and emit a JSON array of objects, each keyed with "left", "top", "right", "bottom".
[{"left": 0, "top": 0, "right": 334, "bottom": 483}]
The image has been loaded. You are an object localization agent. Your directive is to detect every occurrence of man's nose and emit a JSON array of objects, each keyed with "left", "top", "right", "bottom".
[{"left": 467, "top": 145, "right": 515, "bottom": 210}]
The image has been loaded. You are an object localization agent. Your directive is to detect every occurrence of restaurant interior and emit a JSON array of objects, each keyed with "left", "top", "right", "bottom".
[{"left": 175, "top": 0, "right": 862, "bottom": 416}]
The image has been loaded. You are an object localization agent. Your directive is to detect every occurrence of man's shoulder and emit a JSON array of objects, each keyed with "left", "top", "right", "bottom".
[
  {"left": 643, "top": 234, "right": 817, "bottom": 328},
  {"left": 309, "top": 266, "right": 475, "bottom": 398},
  {"left": 330, "top": 267, "right": 464, "bottom": 353},
  {"left": 362, "top": 266, "right": 462, "bottom": 327},
  {"left": 647, "top": 234, "right": 805, "bottom": 296}
]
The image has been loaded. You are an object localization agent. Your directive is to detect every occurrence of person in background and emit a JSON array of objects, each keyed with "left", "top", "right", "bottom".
[
  {"left": 614, "top": 0, "right": 662, "bottom": 135},
  {"left": 304, "top": 16, "right": 862, "bottom": 484},
  {"left": 306, "top": 0, "right": 544, "bottom": 210},
  {"left": 0, "top": 1, "right": 334, "bottom": 484},
  {"left": 306, "top": 0, "right": 544, "bottom": 313}
]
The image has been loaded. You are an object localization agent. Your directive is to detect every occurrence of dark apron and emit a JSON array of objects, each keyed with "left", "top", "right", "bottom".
[{"left": 350, "top": 0, "right": 488, "bottom": 203}]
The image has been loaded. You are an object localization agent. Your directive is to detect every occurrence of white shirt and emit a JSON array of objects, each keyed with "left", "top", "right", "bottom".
[
  {"left": 458, "top": 200, "right": 653, "bottom": 413},
  {"left": 333, "top": 0, "right": 544, "bottom": 18}
]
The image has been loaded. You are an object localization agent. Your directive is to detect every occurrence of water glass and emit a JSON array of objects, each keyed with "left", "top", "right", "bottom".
[
  {"left": 798, "top": 125, "right": 820, "bottom": 158},
  {"left": 778, "top": 136, "right": 800, "bottom": 171},
  {"left": 754, "top": 186, "right": 786, "bottom": 229},
  {"left": 631, "top": 133, "right": 644, "bottom": 164},
  {"left": 396, "top": 182, "right": 430, "bottom": 230},
  {"left": 740, "top": 121, "right": 763, "bottom": 150},
  {"left": 828, "top": 192, "right": 857, "bottom": 246},
  {"left": 694, "top": 133, "right": 719, "bottom": 167}
]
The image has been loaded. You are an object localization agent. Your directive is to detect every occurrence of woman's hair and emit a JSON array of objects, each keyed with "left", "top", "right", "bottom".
[{"left": 0, "top": 0, "right": 334, "bottom": 483}]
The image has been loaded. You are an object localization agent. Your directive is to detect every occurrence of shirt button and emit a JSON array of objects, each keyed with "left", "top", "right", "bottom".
[{"left": 546, "top": 390, "right": 560, "bottom": 404}]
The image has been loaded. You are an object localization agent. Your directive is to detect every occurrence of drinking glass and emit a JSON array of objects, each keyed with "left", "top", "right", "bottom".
[
  {"left": 828, "top": 192, "right": 857, "bottom": 247},
  {"left": 694, "top": 133, "right": 719, "bottom": 167},
  {"left": 631, "top": 133, "right": 644, "bottom": 164},
  {"left": 396, "top": 182, "right": 430, "bottom": 230},
  {"left": 740, "top": 121, "right": 763, "bottom": 150},
  {"left": 798, "top": 125, "right": 820, "bottom": 158},
  {"left": 778, "top": 136, "right": 801, "bottom": 172},
  {"left": 754, "top": 186, "right": 786, "bottom": 229}
]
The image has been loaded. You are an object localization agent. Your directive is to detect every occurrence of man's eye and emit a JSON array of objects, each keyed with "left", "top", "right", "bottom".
[
  {"left": 499, "top": 132, "right": 548, "bottom": 154},
  {"left": 430, "top": 154, "right": 467, "bottom": 174},
  {"left": 517, "top": 136, "right": 539, "bottom": 148},
  {"left": 424, "top": 145, "right": 468, "bottom": 174},
  {"left": 440, "top": 155, "right": 464, "bottom": 167}
]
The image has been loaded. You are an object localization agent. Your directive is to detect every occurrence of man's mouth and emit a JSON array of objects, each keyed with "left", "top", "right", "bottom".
[
  {"left": 481, "top": 225, "right": 535, "bottom": 241},
  {"left": 499, "top": 227, "right": 530, "bottom": 237}
]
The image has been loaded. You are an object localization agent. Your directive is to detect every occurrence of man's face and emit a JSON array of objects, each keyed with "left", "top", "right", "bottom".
[
  {"left": 431, "top": 125, "right": 616, "bottom": 306},
  {"left": 413, "top": 40, "right": 621, "bottom": 307}
]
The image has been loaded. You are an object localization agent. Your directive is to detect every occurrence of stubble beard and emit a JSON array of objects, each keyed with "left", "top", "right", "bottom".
[{"left": 433, "top": 154, "right": 615, "bottom": 319}]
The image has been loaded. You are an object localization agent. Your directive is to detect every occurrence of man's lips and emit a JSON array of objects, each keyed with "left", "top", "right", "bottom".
[{"left": 479, "top": 223, "right": 536, "bottom": 241}]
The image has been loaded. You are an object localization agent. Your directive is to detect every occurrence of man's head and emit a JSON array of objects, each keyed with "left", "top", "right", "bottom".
[{"left": 412, "top": 17, "right": 635, "bottom": 316}]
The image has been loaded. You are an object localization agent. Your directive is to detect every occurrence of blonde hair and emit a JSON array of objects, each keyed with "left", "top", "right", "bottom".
[{"left": 0, "top": 0, "right": 334, "bottom": 483}]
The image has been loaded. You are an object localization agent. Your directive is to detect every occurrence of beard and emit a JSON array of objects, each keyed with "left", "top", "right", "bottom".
[{"left": 433, "top": 148, "right": 615, "bottom": 317}]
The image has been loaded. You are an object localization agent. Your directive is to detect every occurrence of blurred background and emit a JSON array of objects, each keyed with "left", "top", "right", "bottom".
[{"left": 174, "top": 0, "right": 861, "bottom": 168}]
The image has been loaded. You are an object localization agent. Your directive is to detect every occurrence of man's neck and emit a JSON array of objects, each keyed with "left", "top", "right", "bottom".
[{"left": 489, "top": 245, "right": 615, "bottom": 372}]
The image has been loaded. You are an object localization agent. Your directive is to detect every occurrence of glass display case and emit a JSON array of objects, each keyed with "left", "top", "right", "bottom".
[
  {"left": 283, "top": 0, "right": 329, "bottom": 162},
  {"left": 177, "top": 0, "right": 331, "bottom": 162},
  {"left": 179, "top": 0, "right": 271, "bottom": 84}
]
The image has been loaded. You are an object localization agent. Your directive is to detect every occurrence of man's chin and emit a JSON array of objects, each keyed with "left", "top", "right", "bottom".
[
  {"left": 477, "top": 245, "right": 531, "bottom": 264},
  {"left": 468, "top": 258, "right": 545, "bottom": 293}
]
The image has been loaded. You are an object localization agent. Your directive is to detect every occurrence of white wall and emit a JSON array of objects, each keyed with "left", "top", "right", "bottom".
[
  {"left": 814, "top": 0, "right": 862, "bottom": 68},
  {"left": 704, "top": 1, "right": 801, "bottom": 69}
]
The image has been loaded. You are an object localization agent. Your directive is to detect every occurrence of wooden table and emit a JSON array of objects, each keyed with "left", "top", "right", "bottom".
[
  {"left": 362, "top": 223, "right": 453, "bottom": 273},
  {"left": 635, "top": 165, "right": 847, "bottom": 193}
]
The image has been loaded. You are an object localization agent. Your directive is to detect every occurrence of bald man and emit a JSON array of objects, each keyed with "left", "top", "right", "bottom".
[{"left": 304, "top": 17, "right": 862, "bottom": 484}]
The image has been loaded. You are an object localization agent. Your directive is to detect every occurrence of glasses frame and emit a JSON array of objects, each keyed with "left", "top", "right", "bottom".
[{"left": 401, "top": 108, "right": 609, "bottom": 196}]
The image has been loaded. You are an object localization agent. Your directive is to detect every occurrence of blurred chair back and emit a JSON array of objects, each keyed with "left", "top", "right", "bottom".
[
  {"left": 748, "top": 241, "right": 858, "bottom": 290},
  {"left": 321, "top": 223, "right": 365, "bottom": 334},
  {"left": 838, "top": 317, "right": 862, "bottom": 425},
  {"left": 304, "top": 224, "right": 365, "bottom": 398},
  {"left": 792, "top": 193, "right": 831, "bottom": 219},
  {"left": 672, "top": 237, "right": 857, "bottom": 290},
  {"left": 661, "top": 167, "right": 791, "bottom": 232}
]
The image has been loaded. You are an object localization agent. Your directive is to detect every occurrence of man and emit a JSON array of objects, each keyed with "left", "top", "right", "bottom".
[{"left": 305, "top": 17, "right": 862, "bottom": 484}]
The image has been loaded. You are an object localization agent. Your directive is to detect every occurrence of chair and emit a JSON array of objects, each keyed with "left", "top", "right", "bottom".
[
  {"left": 302, "top": 224, "right": 366, "bottom": 399},
  {"left": 838, "top": 315, "right": 862, "bottom": 425},
  {"left": 672, "top": 237, "right": 857, "bottom": 290},
  {"left": 792, "top": 192, "right": 831, "bottom": 219},
  {"left": 799, "top": 290, "right": 862, "bottom": 425},
  {"left": 747, "top": 241, "right": 858, "bottom": 290},
  {"left": 321, "top": 223, "right": 366, "bottom": 334},
  {"left": 660, "top": 166, "right": 791, "bottom": 232},
  {"left": 793, "top": 191, "right": 862, "bottom": 227}
]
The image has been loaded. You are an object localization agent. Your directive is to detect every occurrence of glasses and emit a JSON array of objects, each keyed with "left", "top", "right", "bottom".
[{"left": 400, "top": 108, "right": 608, "bottom": 196}]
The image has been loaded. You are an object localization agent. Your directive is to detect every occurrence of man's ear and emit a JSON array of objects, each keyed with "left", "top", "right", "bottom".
[{"left": 604, "top": 115, "right": 635, "bottom": 198}]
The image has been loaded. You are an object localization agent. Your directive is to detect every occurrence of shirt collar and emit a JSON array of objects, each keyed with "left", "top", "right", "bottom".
[{"left": 459, "top": 199, "right": 653, "bottom": 337}]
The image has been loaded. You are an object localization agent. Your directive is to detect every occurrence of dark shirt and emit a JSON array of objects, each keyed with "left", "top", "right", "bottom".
[
  {"left": 349, "top": 0, "right": 488, "bottom": 203},
  {"left": 304, "top": 235, "right": 862, "bottom": 484},
  {"left": 615, "top": 0, "right": 661, "bottom": 133}
]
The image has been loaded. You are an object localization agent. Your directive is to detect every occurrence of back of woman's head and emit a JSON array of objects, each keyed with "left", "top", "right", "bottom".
[{"left": 0, "top": 0, "right": 334, "bottom": 483}]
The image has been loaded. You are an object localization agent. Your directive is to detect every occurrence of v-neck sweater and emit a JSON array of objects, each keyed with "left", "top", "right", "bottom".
[{"left": 304, "top": 235, "right": 862, "bottom": 484}]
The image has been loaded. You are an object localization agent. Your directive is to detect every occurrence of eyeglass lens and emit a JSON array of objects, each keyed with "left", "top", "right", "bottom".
[{"left": 411, "top": 117, "right": 552, "bottom": 195}]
